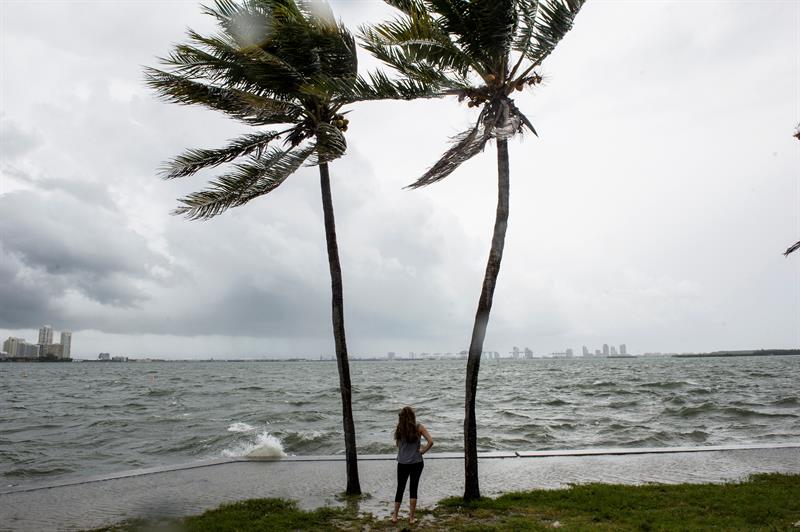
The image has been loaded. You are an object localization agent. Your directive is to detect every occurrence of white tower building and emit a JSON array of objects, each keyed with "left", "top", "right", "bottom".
[
  {"left": 60, "top": 331, "right": 72, "bottom": 358},
  {"left": 38, "top": 325, "right": 53, "bottom": 346}
]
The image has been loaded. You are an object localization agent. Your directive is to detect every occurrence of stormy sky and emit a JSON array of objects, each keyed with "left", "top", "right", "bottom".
[{"left": 1, "top": 1, "right": 798, "bottom": 358}]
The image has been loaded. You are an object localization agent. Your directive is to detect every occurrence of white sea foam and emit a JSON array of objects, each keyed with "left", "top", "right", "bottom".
[
  {"left": 222, "top": 430, "right": 286, "bottom": 458},
  {"left": 227, "top": 422, "right": 256, "bottom": 433}
]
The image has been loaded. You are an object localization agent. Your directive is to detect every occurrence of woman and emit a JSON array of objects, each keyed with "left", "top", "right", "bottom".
[{"left": 392, "top": 406, "right": 433, "bottom": 525}]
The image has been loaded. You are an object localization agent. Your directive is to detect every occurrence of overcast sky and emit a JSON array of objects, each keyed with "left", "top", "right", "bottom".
[{"left": 1, "top": 0, "right": 798, "bottom": 359}]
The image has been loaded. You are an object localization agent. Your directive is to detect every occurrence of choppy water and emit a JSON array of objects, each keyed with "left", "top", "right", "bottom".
[{"left": 1, "top": 356, "right": 798, "bottom": 485}]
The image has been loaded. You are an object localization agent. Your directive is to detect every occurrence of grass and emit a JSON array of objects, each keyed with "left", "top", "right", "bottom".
[{"left": 91, "top": 473, "right": 800, "bottom": 531}]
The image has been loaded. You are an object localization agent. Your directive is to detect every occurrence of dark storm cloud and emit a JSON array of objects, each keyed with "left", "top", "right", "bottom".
[
  {"left": 0, "top": 187, "right": 168, "bottom": 313},
  {"left": 0, "top": 249, "right": 55, "bottom": 327}
]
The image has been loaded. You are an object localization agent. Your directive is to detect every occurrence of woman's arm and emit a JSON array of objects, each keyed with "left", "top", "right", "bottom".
[{"left": 418, "top": 424, "right": 434, "bottom": 455}]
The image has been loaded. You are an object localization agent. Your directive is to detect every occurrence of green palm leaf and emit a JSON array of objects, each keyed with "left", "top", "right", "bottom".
[
  {"left": 144, "top": 68, "right": 302, "bottom": 125},
  {"left": 160, "top": 131, "right": 284, "bottom": 179},
  {"left": 309, "top": 123, "right": 347, "bottom": 165},
  {"left": 518, "top": 0, "right": 584, "bottom": 66},
  {"left": 406, "top": 119, "right": 493, "bottom": 188},
  {"left": 172, "top": 143, "right": 315, "bottom": 220}
]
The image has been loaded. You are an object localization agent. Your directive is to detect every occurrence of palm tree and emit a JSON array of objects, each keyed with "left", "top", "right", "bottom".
[
  {"left": 361, "top": 0, "right": 585, "bottom": 500},
  {"left": 144, "top": 0, "right": 425, "bottom": 495}
]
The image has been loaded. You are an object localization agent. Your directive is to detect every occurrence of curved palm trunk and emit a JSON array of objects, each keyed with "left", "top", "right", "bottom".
[
  {"left": 319, "top": 162, "right": 361, "bottom": 495},
  {"left": 464, "top": 138, "right": 510, "bottom": 501}
]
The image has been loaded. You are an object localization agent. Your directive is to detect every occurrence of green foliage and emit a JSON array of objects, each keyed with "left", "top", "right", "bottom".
[
  {"left": 182, "top": 498, "right": 349, "bottom": 531},
  {"left": 436, "top": 473, "right": 800, "bottom": 531},
  {"left": 361, "top": 0, "right": 586, "bottom": 187}
]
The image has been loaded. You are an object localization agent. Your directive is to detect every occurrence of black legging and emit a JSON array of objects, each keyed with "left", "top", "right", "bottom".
[{"left": 395, "top": 461, "right": 424, "bottom": 503}]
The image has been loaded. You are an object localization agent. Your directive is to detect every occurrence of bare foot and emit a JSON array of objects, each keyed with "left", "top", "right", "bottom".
[
  {"left": 391, "top": 513, "right": 398, "bottom": 524},
  {"left": 409, "top": 516, "right": 416, "bottom": 525}
]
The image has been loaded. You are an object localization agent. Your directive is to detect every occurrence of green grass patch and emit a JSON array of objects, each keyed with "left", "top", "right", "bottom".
[
  {"left": 92, "top": 473, "right": 800, "bottom": 531},
  {"left": 436, "top": 473, "right": 800, "bottom": 531}
]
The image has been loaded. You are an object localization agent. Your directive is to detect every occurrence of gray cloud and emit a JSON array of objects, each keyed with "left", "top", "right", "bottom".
[
  {"left": 0, "top": 185, "right": 168, "bottom": 311},
  {"left": 0, "top": 115, "right": 42, "bottom": 160}
]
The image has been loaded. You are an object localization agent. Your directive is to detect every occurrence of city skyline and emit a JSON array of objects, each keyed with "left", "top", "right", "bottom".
[{"left": 1, "top": 324, "right": 73, "bottom": 360}]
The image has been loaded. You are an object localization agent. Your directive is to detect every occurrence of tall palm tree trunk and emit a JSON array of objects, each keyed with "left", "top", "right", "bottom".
[
  {"left": 319, "top": 162, "right": 361, "bottom": 495},
  {"left": 464, "top": 138, "right": 510, "bottom": 501}
]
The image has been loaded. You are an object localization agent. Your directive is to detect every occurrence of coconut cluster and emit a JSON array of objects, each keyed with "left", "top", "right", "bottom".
[
  {"left": 332, "top": 113, "right": 349, "bottom": 132},
  {"left": 513, "top": 72, "right": 543, "bottom": 92},
  {"left": 459, "top": 72, "right": 545, "bottom": 108}
]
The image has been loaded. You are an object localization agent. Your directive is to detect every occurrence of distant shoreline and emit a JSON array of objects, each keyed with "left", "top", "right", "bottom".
[
  {"left": 2, "top": 350, "right": 799, "bottom": 363},
  {"left": 672, "top": 349, "right": 800, "bottom": 358}
]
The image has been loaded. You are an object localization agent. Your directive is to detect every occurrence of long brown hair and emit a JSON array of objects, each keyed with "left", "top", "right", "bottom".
[{"left": 394, "top": 406, "right": 418, "bottom": 443}]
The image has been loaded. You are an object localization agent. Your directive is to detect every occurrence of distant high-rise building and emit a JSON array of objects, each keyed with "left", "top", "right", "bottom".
[
  {"left": 582, "top": 346, "right": 589, "bottom": 356},
  {"left": 595, "top": 349, "right": 601, "bottom": 356},
  {"left": 620, "top": 344, "right": 627, "bottom": 355},
  {"left": 524, "top": 347, "right": 533, "bottom": 359},
  {"left": 602, "top": 343, "right": 609, "bottom": 356},
  {"left": 3, "top": 337, "right": 24, "bottom": 357},
  {"left": 566, "top": 348, "right": 574, "bottom": 357},
  {"left": 610, "top": 346, "right": 617, "bottom": 355},
  {"left": 38, "top": 325, "right": 53, "bottom": 346},
  {"left": 60, "top": 332, "right": 72, "bottom": 358},
  {"left": 98, "top": 352, "right": 111, "bottom": 361},
  {"left": 4, "top": 338, "right": 39, "bottom": 358},
  {"left": 511, "top": 346, "right": 520, "bottom": 359},
  {"left": 41, "top": 343, "right": 64, "bottom": 358},
  {"left": 19, "top": 343, "right": 40, "bottom": 358}
]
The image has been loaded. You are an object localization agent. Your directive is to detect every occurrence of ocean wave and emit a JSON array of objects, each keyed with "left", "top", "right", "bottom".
[
  {"left": 500, "top": 410, "right": 531, "bottom": 420},
  {"left": 720, "top": 407, "right": 797, "bottom": 419},
  {"left": 221, "top": 430, "right": 286, "bottom": 458},
  {"left": 281, "top": 430, "right": 330, "bottom": 450},
  {"left": 227, "top": 422, "right": 256, "bottom": 433},
  {"left": 639, "top": 381, "right": 688, "bottom": 389},
  {"left": 771, "top": 396, "right": 799, "bottom": 407},
  {"left": 144, "top": 388, "right": 174, "bottom": 397},
  {"left": 665, "top": 403, "right": 798, "bottom": 420},
  {"left": 607, "top": 400, "right": 639, "bottom": 409}
]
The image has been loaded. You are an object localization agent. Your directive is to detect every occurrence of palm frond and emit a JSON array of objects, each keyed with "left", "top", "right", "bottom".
[
  {"left": 384, "top": 0, "right": 426, "bottom": 15},
  {"left": 166, "top": 30, "right": 306, "bottom": 96},
  {"left": 360, "top": 11, "right": 474, "bottom": 77},
  {"left": 303, "top": 70, "right": 439, "bottom": 103},
  {"left": 307, "top": 123, "right": 347, "bottom": 165},
  {"left": 511, "top": 0, "right": 539, "bottom": 73},
  {"left": 160, "top": 131, "right": 283, "bottom": 179},
  {"left": 144, "top": 67, "right": 302, "bottom": 124},
  {"left": 784, "top": 240, "right": 800, "bottom": 257},
  {"left": 519, "top": 0, "right": 585, "bottom": 66},
  {"left": 428, "top": 0, "right": 517, "bottom": 69},
  {"left": 173, "top": 143, "right": 315, "bottom": 220},
  {"left": 359, "top": 15, "right": 471, "bottom": 87},
  {"left": 406, "top": 117, "right": 493, "bottom": 188}
]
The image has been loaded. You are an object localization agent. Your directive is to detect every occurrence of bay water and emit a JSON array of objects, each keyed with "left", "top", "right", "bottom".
[{"left": 1, "top": 356, "right": 798, "bottom": 486}]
